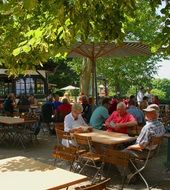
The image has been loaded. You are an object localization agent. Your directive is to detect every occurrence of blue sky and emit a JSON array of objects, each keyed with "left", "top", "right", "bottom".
[{"left": 154, "top": 58, "right": 170, "bottom": 79}]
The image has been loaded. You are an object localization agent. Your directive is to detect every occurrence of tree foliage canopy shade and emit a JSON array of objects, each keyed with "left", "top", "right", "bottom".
[{"left": 0, "top": 0, "right": 169, "bottom": 75}]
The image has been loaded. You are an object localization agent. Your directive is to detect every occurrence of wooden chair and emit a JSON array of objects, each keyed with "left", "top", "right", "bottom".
[
  {"left": 128, "top": 125, "right": 143, "bottom": 137},
  {"left": 52, "top": 145, "right": 77, "bottom": 171},
  {"left": 55, "top": 128, "right": 72, "bottom": 146},
  {"left": 17, "top": 105, "right": 30, "bottom": 114},
  {"left": 75, "top": 178, "right": 111, "bottom": 190},
  {"left": 101, "top": 149, "right": 130, "bottom": 190},
  {"left": 128, "top": 136, "right": 163, "bottom": 190},
  {"left": 55, "top": 128, "right": 86, "bottom": 165},
  {"left": 73, "top": 134, "right": 102, "bottom": 182},
  {"left": 55, "top": 122, "right": 64, "bottom": 130}
]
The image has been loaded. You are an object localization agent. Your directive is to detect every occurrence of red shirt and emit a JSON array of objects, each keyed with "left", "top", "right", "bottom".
[
  {"left": 105, "top": 111, "right": 136, "bottom": 134},
  {"left": 57, "top": 103, "right": 72, "bottom": 115}
]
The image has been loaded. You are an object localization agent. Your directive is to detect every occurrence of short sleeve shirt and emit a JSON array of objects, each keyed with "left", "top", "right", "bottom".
[
  {"left": 136, "top": 120, "right": 165, "bottom": 149},
  {"left": 90, "top": 106, "right": 109, "bottom": 129},
  {"left": 106, "top": 111, "right": 136, "bottom": 134}
]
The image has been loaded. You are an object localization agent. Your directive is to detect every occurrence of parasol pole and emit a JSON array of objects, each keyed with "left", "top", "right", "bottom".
[
  {"left": 94, "top": 60, "right": 98, "bottom": 106},
  {"left": 91, "top": 61, "right": 95, "bottom": 105},
  {"left": 91, "top": 60, "right": 98, "bottom": 106}
]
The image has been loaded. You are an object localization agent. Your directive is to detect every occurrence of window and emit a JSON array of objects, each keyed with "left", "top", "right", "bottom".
[
  {"left": 0, "top": 81, "right": 12, "bottom": 96},
  {"left": 16, "top": 77, "right": 45, "bottom": 96},
  {"left": 16, "top": 78, "right": 35, "bottom": 95},
  {"left": 26, "top": 78, "right": 35, "bottom": 94},
  {"left": 36, "top": 78, "right": 44, "bottom": 94},
  {"left": 16, "top": 78, "right": 25, "bottom": 95}
]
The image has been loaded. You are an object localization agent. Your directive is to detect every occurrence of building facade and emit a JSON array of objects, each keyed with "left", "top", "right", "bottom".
[{"left": 0, "top": 69, "right": 48, "bottom": 99}]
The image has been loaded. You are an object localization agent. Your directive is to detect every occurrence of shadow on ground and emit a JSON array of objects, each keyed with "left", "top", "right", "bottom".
[{"left": 0, "top": 132, "right": 169, "bottom": 190}]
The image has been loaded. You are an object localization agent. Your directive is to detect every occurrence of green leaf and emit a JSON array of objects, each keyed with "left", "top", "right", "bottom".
[
  {"left": 151, "top": 46, "right": 159, "bottom": 53},
  {"left": 23, "top": 0, "right": 38, "bottom": 10},
  {"left": 22, "top": 45, "right": 31, "bottom": 53},
  {"left": 65, "top": 18, "right": 72, "bottom": 27},
  {"left": 12, "top": 47, "right": 22, "bottom": 56},
  {"left": 57, "top": 26, "right": 64, "bottom": 35}
]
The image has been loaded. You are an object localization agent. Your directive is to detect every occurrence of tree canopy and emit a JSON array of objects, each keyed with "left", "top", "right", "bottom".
[
  {"left": 0, "top": 0, "right": 169, "bottom": 75},
  {"left": 67, "top": 0, "right": 164, "bottom": 96}
]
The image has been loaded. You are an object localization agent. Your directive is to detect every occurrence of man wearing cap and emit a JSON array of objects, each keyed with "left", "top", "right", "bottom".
[
  {"left": 121, "top": 104, "right": 165, "bottom": 183},
  {"left": 127, "top": 104, "right": 165, "bottom": 151}
]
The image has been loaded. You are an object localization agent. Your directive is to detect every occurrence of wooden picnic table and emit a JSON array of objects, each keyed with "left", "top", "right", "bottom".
[
  {"left": 0, "top": 116, "right": 37, "bottom": 125},
  {"left": 77, "top": 129, "right": 137, "bottom": 145},
  {"left": 0, "top": 116, "right": 37, "bottom": 148},
  {"left": 0, "top": 156, "right": 88, "bottom": 190}
]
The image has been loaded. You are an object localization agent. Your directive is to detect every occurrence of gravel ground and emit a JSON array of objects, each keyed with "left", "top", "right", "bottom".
[{"left": 0, "top": 131, "right": 169, "bottom": 190}]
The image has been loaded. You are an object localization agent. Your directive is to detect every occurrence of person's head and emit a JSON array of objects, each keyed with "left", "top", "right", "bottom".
[
  {"left": 48, "top": 96, "right": 54, "bottom": 102},
  {"left": 88, "top": 97, "right": 93, "bottom": 104},
  {"left": 54, "top": 94, "right": 60, "bottom": 101},
  {"left": 140, "top": 86, "right": 144, "bottom": 91},
  {"left": 129, "top": 95, "right": 136, "bottom": 101},
  {"left": 71, "top": 103, "right": 83, "bottom": 119},
  {"left": 64, "top": 92, "right": 70, "bottom": 97},
  {"left": 8, "top": 93, "right": 15, "bottom": 100},
  {"left": 101, "top": 97, "right": 111, "bottom": 109},
  {"left": 62, "top": 98, "right": 69, "bottom": 104},
  {"left": 153, "top": 95, "right": 159, "bottom": 101},
  {"left": 143, "top": 96, "right": 148, "bottom": 101},
  {"left": 82, "top": 95, "right": 88, "bottom": 104},
  {"left": 116, "top": 102, "right": 127, "bottom": 116},
  {"left": 128, "top": 99, "right": 137, "bottom": 107},
  {"left": 143, "top": 104, "right": 159, "bottom": 120}
]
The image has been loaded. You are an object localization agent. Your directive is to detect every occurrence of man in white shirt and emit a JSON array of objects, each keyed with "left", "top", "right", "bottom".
[
  {"left": 62, "top": 103, "right": 87, "bottom": 146},
  {"left": 144, "top": 87, "right": 154, "bottom": 104},
  {"left": 137, "top": 87, "right": 144, "bottom": 106}
]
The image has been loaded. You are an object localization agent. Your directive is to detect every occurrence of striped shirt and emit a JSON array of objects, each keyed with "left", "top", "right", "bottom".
[{"left": 136, "top": 120, "right": 165, "bottom": 149}]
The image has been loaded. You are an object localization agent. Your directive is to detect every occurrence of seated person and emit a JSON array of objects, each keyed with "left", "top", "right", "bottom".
[
  {"left": 62, "top": 92, "right": 71, "bottom": 103},
  {"left": 127, "top": 104, "right": 165, "bottom": 151},
  {"left": 28, "top": 94, "right": 38, "bottom": 106},
  {"left": 17, "top": 94, "right": 30, "bottom": 113},
  {"left": 108, "top": 95, "right": 118, "bottom": 115},
  {"left": 56, "top": 98, "right": 72, "bottom": 122},
  {"left": 42, "top": 97, "right": 55, "bottom": 120},
  {"left": 62, "top": 103, "right": 87, "bottom": 147},
  {"left": 3, "top": 93, "right": 16, "bottom": 116},
  {"left": 152, "top": 95, "right": 160, "bottom": 106},
  {"left": 89, "top": 97, "right": 111, "bottom": 130},
  {"left": 53, "top": 94, "right": 62, "bottom": 110},
  {"left": 127, "top": 99, "right": 146, "bottom": 126},
  {"left": 105, "top": 102, "right": 137, "bottom": 134},
  {"left": 139, "top": 96, "right": 148, "bottom": 110},
  {"left": 81, "top": 95, "right": 92, "bottom": 124},
  {"left": 124, "top": 105, "right": 165, "bottom": 178},
  {"left": 35, "top": 97, "right": 55, "bottom": 135}
]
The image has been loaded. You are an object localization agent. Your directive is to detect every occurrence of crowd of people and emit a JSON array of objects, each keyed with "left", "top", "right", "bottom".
[
  {"left": 1, "top": 90, "right": 166, "bottom": 182},
  {"left": 60, "top": 91, "right": 165, "bottom": 183},
  {"left": 1, "top": 88, "right": 165, "bottom": 143},
  {"left": 57, "top": 88, "right": 164, "bottom": 139},
  {"left": 2, "top": 93, "right": 38, "bottom": 116}
]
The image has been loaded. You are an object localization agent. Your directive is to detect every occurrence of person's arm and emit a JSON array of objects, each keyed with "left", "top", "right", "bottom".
[
  {"left": 105, "top": 112, "right": 114, "bottom": 127},
  {"left": 114, "top": 120, "right": 137, "bottom": 128},
  {"left": 69, "top": 127, "right": 82, "bottom": 133},
  {"left": 127, "top": 143, "right": 144, "bottom": 151},
  {"left": 64, "top": 116, "right": 73, "bottom": 132}
]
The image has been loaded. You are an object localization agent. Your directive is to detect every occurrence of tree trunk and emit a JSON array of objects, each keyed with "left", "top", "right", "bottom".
[{"left": 80, "top": 58, "right": 93, "bottom": 96}]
